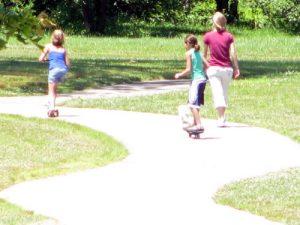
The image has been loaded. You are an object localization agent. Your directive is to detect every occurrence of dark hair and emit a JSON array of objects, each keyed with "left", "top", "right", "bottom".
[{"left": 184, "top": 34, "right": 200, "bottom": 52}]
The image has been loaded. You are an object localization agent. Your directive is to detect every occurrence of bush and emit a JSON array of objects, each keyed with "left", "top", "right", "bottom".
[
  {"left": 239, "top": 0, "right": 300, "bottom": 32},
  {"left": 238, "top": 0, "right": 268, "bottom": 28},
  {"left": 185, "top": 0, "right": 216, "bottom": 26},
  {"left": 49, "top": 1, "right": 86, "bottom": 35},
  {"left": 269, "top": 0, "right": 300, "bottom": 32},
  {"left": 104, "top": 0, "right": 215, "bottom": 37},
  {"left": 104, "top": 16, "right": 208, "bottom": 38}
]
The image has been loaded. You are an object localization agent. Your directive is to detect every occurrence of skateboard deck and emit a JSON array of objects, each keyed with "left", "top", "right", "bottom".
[{"left": 184, "top": 128, "right": 204, "bottom": 139}]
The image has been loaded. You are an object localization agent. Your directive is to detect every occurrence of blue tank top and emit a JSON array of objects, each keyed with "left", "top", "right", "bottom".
[
  {"left": 189, "top": 48, "right": 206, "bottom": 80},
  {"left": 48, "top": 51, "right": 67, "bottom": 70}
]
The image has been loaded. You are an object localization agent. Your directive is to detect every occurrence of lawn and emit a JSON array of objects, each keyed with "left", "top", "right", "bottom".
[
  {"left": 61, "top": 29, "right": 300, "bottom": 225},
  {"left": 0, "top": 114, "right": 127, "bottom": 225},
  {"left": 62, "top": 29, "right": 300, "bottom": 143},
  {"left": 0, "top": 36, "right": 183, "bottom": 95},
  {"left": 0, "top": 28, "right": 299, "bottom": 225},
  {"left": 214, "top": 168, "right": 300, "bottom": 225}
]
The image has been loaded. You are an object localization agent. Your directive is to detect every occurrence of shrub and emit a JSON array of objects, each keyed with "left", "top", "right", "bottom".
[
  {"left": 238, "top": 0, "right": 268, "bottom": 28},
  {"left": 185, "top": 0, "right": 216, "bottom": 27},
  {"left": 239, "top": 0, "right": 300, "bottom": 32}
]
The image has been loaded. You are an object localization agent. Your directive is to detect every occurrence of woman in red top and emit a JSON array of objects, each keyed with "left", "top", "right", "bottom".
[{"left": 203, "top": 12, "right": 240, "bottom": 127}]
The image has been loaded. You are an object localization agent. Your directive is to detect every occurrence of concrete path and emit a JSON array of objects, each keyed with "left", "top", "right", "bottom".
[{"left": 0, "top": 80, "right": 299, "bottom": 225}]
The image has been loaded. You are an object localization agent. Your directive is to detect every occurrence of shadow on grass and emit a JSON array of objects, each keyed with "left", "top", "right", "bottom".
[
  {"left": 239, "top": 60, "right": 300, "bottom": 79},
  {"left": 0, "top": 58, "right": 299, "bottom": 95},
  {"left": 0, "top": 58, "right": 180, "bottom": 95},
  {"left": 105, "top": 23, "right": 210, "bottom": 37}
]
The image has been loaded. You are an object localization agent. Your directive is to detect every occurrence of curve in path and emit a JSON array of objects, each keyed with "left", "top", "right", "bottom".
[
  {"left": 0, "top": 104, "right": 299, "bottom": 225},
  {"left": 0, "top": 79, "right": 299, "bottom": 225}
]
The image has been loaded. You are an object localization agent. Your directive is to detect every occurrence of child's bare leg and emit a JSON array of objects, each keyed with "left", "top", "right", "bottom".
[
  {"left": 48, "top": 82, "right": 58, "bottom": 109},
  {"left": 217, "top": 106, "right": 226, "bottom": 119},
  {"left": 191, "top": 107, "right": 200, "bottom": 126}
]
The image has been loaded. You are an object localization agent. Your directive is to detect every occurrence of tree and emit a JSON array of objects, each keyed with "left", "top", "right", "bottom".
[
  {"left": 0, "top": 1, "right": 45, "bottom": 50},
  {"left": 229, "top": 0, "right": 238, "bottom": 21},
  {"left": 215, "top": 0, "right": 239, "bottom": 22},
  {"left": 31, "top": 0, "right": 239, "bottom": 34},
  {"left": 81, "top": 0, "right": 108, "bottom": 33},
  {"left": 216, "top": 0, "right": 228, "bottom": 12}
]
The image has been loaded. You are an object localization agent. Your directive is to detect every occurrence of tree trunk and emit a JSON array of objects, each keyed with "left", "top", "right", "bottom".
[
  {"left": 82, "top": 1, "right": 92, "bottom": 32},
  {"left": 94, "top": 0, "right": 108, "bottom": 33},
  {"left": 229, "top": 0, "right": 238, "bottom": 22},
  {"left": 183, "top": 0, "right": 192, "bottom": 11},
  {"left": 215, "top": 0, "right": 238, "bottom": 23},
  {"left": 215, "top": 0, "right": 228, "bottom": 13}
]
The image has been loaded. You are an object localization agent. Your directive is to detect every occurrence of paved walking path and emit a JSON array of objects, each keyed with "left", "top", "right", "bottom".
[{"left": 0, "top": 80, "right": 299, "bottom": 225}]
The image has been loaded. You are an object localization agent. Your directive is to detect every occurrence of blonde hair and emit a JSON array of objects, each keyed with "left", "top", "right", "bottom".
[
  {"left": 51, "top": 29, "right": 65, "bottom": 46},
  {"left": 184, "top": 34, "right": 200, "bottom": 52},
  {"left": 212, "top": 12, "right": 227, "bottom": 31}
]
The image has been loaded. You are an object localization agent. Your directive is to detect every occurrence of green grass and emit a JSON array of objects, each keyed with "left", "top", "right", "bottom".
[
  {"left": 63, "top": 73, "right": 300, "bottom": 143},
  {"left": 2, "top": 28, "right": 299, "bottom": 96},
  {"left": 0, "top": 114, "right": 128, "bottom": 190},
  {"left": 1, "top": 28, "right": 300, "bottom": 225},
  {"left": 0, "top": 36, "right": 184, "bottom": 96},
  {"left": 214, "top": 168, "right": 300, "bottom": 225},
  {"left": 0, "top": 199, "right": 46, "bottom": 225},
  {"left": 60, "top": 29, "right": 300, "bottom": 225},
  {"left": 61, "top": 29, "right": 300, "bottom": 143},
  {"left": 0, "top": 114, "right": 127, "bottom": 225}
]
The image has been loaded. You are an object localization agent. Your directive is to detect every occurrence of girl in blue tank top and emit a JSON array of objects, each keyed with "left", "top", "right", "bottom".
[
  {"left": 175, "top": 34, "right": 209, "bottom": 131},
  {"left": 39, "top": 29, "right": 70, "bottom": 115}
]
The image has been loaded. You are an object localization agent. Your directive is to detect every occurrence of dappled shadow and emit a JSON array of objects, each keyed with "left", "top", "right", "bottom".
[
  {"left": 239, "top": 60, "right": 300, "bottom": 79},
  {"left": 0, "top": 58, "right": 182, "bottom": 95},
  {"left": 65, "top": 58, "right": 181, "bottom": 91},
  {"left": 0, "top": 59, "right": 46, "bottom": 76},
  {"left": 1, "top": 57, "right": 299, "bottom": 95},
  {"left": 144, "top": 25, "right": 209, "bottom": 37},
  {"left": 107, "top": 24, "right": 209, "bottom": 37}
]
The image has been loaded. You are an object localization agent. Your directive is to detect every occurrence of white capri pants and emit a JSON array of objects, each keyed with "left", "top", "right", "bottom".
[{"left": 206, "top": 66, "right": 233, "bottom": 108}]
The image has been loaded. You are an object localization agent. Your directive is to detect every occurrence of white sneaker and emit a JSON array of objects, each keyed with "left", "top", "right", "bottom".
[{"left": 217, "top": 117, "right": 226, "bottom": 127}]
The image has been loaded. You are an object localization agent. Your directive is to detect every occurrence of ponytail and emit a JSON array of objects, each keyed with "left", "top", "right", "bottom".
[
  {"left": 194, "top": 44, "right": 200, "bottom": 52},
  {"left": 185, "top": 34, "right": 200, "bottom": 52}
]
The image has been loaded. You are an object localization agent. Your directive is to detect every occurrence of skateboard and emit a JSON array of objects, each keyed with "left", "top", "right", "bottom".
[
  {"left": 178, "top": 105, "right": 204, "bottom": 139},
  {"left": 184, "top": 128, "right": 203, "bottom": 139},
  {"left": 47, "top": 109, "right": 59, "bottom": 118}
]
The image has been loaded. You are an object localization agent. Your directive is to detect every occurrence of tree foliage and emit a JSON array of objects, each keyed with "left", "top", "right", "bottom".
[
  {"left": 0, "top": 0, "right": 45, "bottom": 50},
  {"left": 7, "top": 0, "right": 300, "bottom": 37},
  {"left": 32, "top": 0, "right": 220, "bottom": 35},
  {"left": 239, "top": 0, "right": 300, "bottom": 32}
]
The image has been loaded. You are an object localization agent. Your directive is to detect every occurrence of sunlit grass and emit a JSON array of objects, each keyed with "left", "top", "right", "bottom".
[
  {"left": 2, "top": 29, "right": 300, "bottom": 96},
  {"left": 1, "top": 28, "right": 300, "bottom": 225},
  {"left": 60, "top": 29, "right": 300, "bottom": 225},
  {"left": 0, "top": 114, "right": 128, "bottom": 225},
  {"left": 214, "top": 168, "right": 300, "bottom": 225}
]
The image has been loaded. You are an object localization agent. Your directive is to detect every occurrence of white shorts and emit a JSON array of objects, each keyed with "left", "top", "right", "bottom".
[
  {"left": 188, "top": 79, "right": 206, "bottom": 108},
  {"left": 206, "top": 66, "right": 233, "bottom": 108}
]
